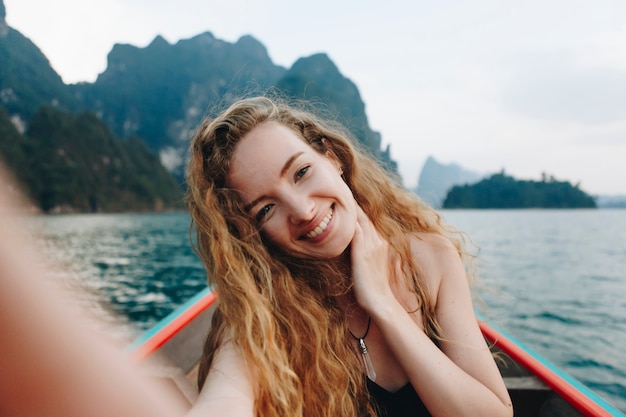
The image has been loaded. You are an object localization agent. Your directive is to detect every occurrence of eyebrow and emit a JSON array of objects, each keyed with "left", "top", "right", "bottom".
[{"left": 243, "top": 151, "right": 304, "bottom": 212}]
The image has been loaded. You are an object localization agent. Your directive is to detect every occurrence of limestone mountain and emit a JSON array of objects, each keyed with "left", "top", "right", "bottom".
[
  {"left": 72, "top": 32, "right": 286, "bottom": 173},
  {"left": 0, "top": 11, "right": 78, "bottom": 127},
  {"left": 276, "top": 53, "right": 396, "bottom": 173},
  {"left": 415, "top": 156, "right": 484, "bottom": 207},
  {"left": 1, "top": 14, "right": 396, "bottom": 177},
  {"left": 0, "top": 0, "right": 399, "bottom": 212},
  {"left": 72, "top": 38, "right": 396, "bottom": 176}
]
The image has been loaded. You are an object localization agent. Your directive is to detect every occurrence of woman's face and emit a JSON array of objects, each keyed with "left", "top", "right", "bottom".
[{"left": 228, "top": 121, "right": 357, "bottom": 259}]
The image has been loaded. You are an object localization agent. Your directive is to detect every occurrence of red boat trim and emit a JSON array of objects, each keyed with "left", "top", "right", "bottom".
[
  {"left": 479, "top": 320, "right": 623, "bottom": 417},
  {"left": 126, "top": 287, "right": 217, "bottom": 362}
]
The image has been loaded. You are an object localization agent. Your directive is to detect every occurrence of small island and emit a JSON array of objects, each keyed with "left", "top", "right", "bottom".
[{"left": 442, "top": 171, "right": 597, "bottom": 209}]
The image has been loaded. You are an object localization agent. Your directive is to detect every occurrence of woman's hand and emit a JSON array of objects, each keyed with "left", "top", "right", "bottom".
[{"left": 350, "top": 205, "right": 396, "bottom": 313}]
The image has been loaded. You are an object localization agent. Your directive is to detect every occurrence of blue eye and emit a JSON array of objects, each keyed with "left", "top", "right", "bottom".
[{"left": 295, "top": 166, "right": 310, "bottom": 180}]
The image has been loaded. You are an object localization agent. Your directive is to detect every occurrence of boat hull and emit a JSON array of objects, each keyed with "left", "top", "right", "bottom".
[{"left": 128, "top": 288, "right": 624, "bottom": 416}]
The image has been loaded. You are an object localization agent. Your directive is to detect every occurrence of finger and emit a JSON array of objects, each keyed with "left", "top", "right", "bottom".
[
  {"left": 354, "top": 203, "right": 368, "bottom": 223},
  {"left": 355, "top": 204, "right": 375, "bottom": 232}
]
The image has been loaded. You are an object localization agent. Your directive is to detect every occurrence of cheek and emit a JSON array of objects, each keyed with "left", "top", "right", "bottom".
[
  {"left": 345, "top": 195, "right": 359, "bottom": 232},
  {"left": 260, "top": 219, "right": 289, "bottom": 245},
  {"left": 339, "top": 181, "right": 357, "bottom": 211}
]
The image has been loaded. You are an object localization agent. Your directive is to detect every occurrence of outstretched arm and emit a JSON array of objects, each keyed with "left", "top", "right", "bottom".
[
  {"left": 0, "top": 172, "right": 186, "bottom": 417},
  {"left": 186, "top": 341, "right": 256, "bottom": 417}
]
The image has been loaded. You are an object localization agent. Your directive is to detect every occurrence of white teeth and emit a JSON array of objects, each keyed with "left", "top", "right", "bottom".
[{"left": 305, "top": 208, "right": 333, "bottom": 239}]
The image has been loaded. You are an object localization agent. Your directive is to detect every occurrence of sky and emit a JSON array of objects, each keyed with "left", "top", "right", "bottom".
[{"left": 4, "top": 0, "right": 626, "bottom": 195}]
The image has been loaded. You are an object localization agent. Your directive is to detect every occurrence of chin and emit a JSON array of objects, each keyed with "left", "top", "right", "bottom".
[
  {"left": 313, "top": 239, "right": 352, "bottom": 260},
  {"left": 285, "top": 242, "right": 349, "bottom": 260}
]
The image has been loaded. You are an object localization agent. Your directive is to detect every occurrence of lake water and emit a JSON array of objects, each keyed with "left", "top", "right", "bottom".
[{"left": 26, "top": 209, "right": 626, "bottom": 412}]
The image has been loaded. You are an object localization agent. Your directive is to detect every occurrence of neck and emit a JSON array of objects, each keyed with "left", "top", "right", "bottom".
[{"left": 329, "top": 247, "right": 352, "bottom": 275}]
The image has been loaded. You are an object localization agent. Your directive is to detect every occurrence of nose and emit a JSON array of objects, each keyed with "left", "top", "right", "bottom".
[{"left": 287, "top": 195, "right": 316, "bottom": 225}]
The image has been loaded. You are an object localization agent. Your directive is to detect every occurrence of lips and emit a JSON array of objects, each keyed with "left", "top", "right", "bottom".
[{"left": 303, "top": 207, "right": 334, "bottom": 239}]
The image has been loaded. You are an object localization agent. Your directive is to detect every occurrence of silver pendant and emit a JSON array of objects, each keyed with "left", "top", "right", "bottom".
[{"left": 358, "top": 338, "right": 377, "bottom": 381}]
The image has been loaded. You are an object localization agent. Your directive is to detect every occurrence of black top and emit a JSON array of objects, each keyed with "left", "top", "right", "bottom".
[{"left": 367, "top": 379, "right": 431, "bottom": 417}]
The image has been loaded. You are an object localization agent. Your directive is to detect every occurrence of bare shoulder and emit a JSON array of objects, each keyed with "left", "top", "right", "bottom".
[
  {"left": 407, "top": 232, "right": 461, "bottom": 296},
  {"left": 409, "top": 231, "right": 458, "bottom": 255}
]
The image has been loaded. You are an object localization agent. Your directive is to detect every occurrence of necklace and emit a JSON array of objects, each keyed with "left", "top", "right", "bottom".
[{"left": 349, "top": 316, "right": 377, "bottom": 381}]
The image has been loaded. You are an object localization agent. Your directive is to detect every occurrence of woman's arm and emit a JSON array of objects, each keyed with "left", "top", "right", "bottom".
[
  {"left": 186, "top": 342, "right": 256, "bottom": 417},
  {"left": 0, "top": 172, "right": 186, "bottom": 417},
  {"left": 0, "top": 171, "right": 256, "bottom": 417},
  {"left": 351, "top": 207, "right": 513, "bottom": 417}
]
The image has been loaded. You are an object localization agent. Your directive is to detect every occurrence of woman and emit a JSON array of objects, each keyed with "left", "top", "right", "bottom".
[{"left": 185, "top": 96, "right": 512, "bottom": 417}]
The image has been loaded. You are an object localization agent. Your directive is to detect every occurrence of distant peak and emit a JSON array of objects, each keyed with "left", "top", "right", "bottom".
[
  {"left": 0, "top": 0, "right": 5, "bottom": 19},
  {"left": 235, "top": 34, "right": 271, "bottom": 58},
  {"left": 148, "top": 35, "right": 169, "bottom": 48},
  {"left": 193, "top": 31, "right": 216, "bottom": 41},
  {"left": 236, "top": 34, "right": 261, "bottom": 44},
  {"left": 235, "top": 34, "right": 265, "bottom": 49},
  {"left": 302, "top": 52, "right": 333, "bottom": 64},
  {"left": 291, "top": 53, "right": 339, "bottom": 75},
  {"left": 423, "top": 155, "right": 464, "bottom": 171},
  {"left": 184, "top": 32, "right": 221, "bottom": 47}
]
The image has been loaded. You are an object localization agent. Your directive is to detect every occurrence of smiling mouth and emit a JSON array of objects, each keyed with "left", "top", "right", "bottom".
[{"left": 303, "top": 207, "right": 334, "bottom": 239}]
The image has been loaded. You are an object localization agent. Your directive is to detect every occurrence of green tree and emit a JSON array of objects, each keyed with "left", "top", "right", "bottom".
[{"left": 1, "top": 106, "right": 184, "bottom": 213}]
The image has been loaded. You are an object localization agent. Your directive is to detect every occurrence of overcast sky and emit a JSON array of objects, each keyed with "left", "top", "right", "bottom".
[{"left": 5, "top": 0, "right": 626, "bottom": 195}]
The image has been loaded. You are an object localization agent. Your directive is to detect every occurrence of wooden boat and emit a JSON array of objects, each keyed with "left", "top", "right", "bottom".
[{"left": 127, "top": 287, "right": 624, "bottom": 416}]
